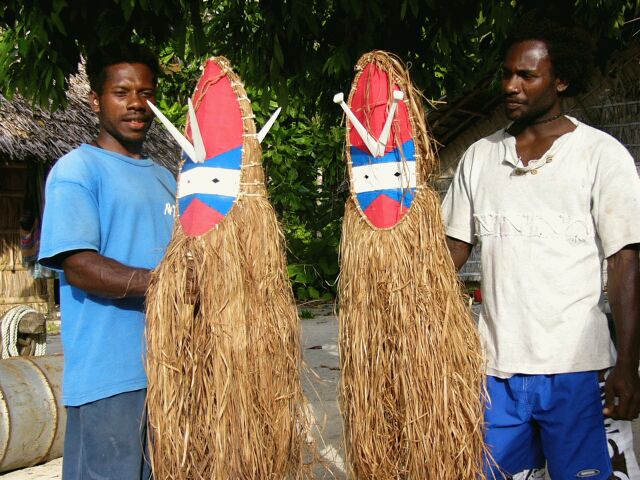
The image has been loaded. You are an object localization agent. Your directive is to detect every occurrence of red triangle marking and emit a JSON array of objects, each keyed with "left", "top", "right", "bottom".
[
  {"left": 363, "top": 194, "right": 409, "bottom": 228},
  {"left": 186, "top": 59, "right": 243, "bottom": 158},
  {"left": 180, "top": 197, "right": 225, "bottom": 236}
]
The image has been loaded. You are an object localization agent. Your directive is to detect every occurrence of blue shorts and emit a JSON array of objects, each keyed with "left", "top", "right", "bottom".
[
  {"left": 62, "top": 389, "right": 151, "bottom": 480},
  {"left": 485, "top": 371, "right": 615, "bottom": 479}
]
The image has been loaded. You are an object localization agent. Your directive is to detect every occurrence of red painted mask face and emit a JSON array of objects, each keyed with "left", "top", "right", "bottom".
[
  {"left": 176, "top": 59, "right": 244, "bottom": 237},
  {"left": 348, "top": 63, "right": 416, "bottom": 229}
]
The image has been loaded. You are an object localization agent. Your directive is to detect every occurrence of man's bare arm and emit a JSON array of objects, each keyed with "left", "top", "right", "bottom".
[
  {"left": 445, "top": 236, "right": 473, "bottom": 271},
  {"left": 62, "top": 250, "right": 151, "bottom": 299},
  {"left": 604, "top": 244, "right": 640, "bottom": 420}
]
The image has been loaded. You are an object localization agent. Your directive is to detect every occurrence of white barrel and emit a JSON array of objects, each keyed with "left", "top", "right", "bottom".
[{"left": 0, "top": 354, "right": 65, "bottom": 473}]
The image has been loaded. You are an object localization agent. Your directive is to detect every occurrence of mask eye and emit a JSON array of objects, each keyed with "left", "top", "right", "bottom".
[
  {"left": 352, "top": 161, "right": 416, "bottom": 193},
  {"left": 178, "top": 166, "right": 241, "bottom": 198}
]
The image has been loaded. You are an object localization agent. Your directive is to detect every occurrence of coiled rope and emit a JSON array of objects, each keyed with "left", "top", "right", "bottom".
[{"left": 1, "top": 306, "right": 47, "bottom": 358}]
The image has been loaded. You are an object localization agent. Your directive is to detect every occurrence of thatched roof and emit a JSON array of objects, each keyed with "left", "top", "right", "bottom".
[{"left": 0, "top": 69, "right": 180, "bottom": 173}]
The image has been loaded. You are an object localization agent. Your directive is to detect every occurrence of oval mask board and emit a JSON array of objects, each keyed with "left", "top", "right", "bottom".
[
  {"left": 348, "top": 62, "right": 416, "bottom": 229},
  {"left": 177, "top": 58, "right": 244, "bottom": 237}
]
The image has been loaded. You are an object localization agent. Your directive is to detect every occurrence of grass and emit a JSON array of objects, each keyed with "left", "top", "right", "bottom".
[
  {"left": 299, "top": 309, "right": 315, "bottom": 319},
  {"left": 46, "top": 321, "right": 61, "bottom": 335}
]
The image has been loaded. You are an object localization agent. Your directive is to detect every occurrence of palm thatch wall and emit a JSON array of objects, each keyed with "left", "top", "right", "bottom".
[
  {"left": 434, "top": 41, "right": 640, "bottom": 281},
  {"left": 0, "top": 163, "right": 49, "bottom": 317},
  {"left": 0, "top": 67, "right": 180, "bottom": 318}
]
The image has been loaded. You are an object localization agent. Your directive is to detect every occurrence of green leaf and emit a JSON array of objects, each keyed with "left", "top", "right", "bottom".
[
  {"left": 408, "top": 0, "right": 419, "bottom": 17},
  {"left": 296, "top": 286, "right": 309, "bottom": 300},
  {"left": 50, "top": 13, "right": 67, "bottom": 35},
  {"left": 273, "top": 34, "right": 284, "bottom": 66},
  {"left": 121, "top": 0, "right": 135, "bottom": 21}
]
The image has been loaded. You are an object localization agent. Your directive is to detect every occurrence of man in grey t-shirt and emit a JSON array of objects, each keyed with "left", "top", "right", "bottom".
[{"left": 443, "top": 15, "right": 640, "bottom": 479}]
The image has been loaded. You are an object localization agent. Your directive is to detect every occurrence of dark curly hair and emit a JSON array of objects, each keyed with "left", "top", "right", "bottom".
[
  {"left": 86, "top": 43, "right": 160, "bottom": 94},
  {"left": 504, "top": 11, "right": 595, "bottom": 97}
]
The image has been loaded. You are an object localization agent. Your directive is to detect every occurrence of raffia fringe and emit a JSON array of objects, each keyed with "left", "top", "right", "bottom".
[
  {"left": 339, "top": 51, "right": 489, "bottom": 479},
  {"left": 145, "top": 57, "right": 312, "bottom": 480}
]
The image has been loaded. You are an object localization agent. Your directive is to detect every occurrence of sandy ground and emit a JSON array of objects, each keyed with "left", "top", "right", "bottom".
[
  {"left": 2, "top": 303, "right": 638, "bottom": 479},
  {"left": 0, "top": 459, "right": 62, "bottom": 480}
]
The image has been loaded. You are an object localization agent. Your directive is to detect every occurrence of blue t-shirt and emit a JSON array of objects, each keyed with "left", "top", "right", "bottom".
[{"left": 39, "top": 144, "right": 176, "bottom": 406}]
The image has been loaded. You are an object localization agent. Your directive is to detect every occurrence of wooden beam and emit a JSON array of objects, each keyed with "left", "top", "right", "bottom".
[
  {"left": 0, "top": 164, "right": 27, "bottom": 170},
  {"left": 429, "top": 77, "right": 494, "bottom": 129},
  {"left": 0, "top": 296, "right": 47, "bottom": 304},
  {"left": 439, "top": 94, "right": 502, "bottom": 146},
  {"left": 455, "top": 108, "right": 487, "bottom": 118}
]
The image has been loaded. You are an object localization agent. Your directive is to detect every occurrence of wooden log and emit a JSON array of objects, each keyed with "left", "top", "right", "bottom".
[{"left": 17, "top": 312, "right": 45, "bottom": 334}]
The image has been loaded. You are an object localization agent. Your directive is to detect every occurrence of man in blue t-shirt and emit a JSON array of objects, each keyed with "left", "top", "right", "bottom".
[{"left": 39, "top": 44, "right": 176, "bottom": 479}]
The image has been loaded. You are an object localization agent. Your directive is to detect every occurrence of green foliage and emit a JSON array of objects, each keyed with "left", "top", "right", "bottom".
[
  {"left": 250, "top": 86, "right": 344, "bottom": 300},
  {"left": 1, "top": 0, "right": 638, "bottom": 298},
  {"left": 2, "top": 1, "right": 639, "bottom": 111},
  {"left": 0, "top": 0, "right": 204, "bottom": 108},
  {"left": 299, "top": 309, "right": 315, "bottom": 319}
]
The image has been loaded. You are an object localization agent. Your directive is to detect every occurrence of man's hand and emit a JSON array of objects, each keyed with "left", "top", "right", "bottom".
[
  {"left": 603, "top": 365, "right": 640, "bottom": 420},
  {"left": 445, "top": 236, "right": 473, "bottom": 271},
  {"left": 185, "top": 253, "right": 199, "bottom": 305},
  {"left": 606, "top": 244, "right": 640, "bottom": 420},
  {"left": 62, "top": 250, "right": 151, "bottom": 298}
]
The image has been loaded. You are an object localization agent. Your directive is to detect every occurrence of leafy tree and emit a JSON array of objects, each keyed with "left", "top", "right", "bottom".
[
  {"left": 0, "top": 0, "right": 207, "bottom": 108},
  {"left": 2, "top": 0, "right": 638, "bottom": 298},
  {"left": 3, "top": 1, "right": 638, "bottom": 111}
]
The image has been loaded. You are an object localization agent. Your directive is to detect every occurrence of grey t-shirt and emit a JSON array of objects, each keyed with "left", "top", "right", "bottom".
[{"left": 442, "top": 117, "right": 640, "bottom": 376}]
